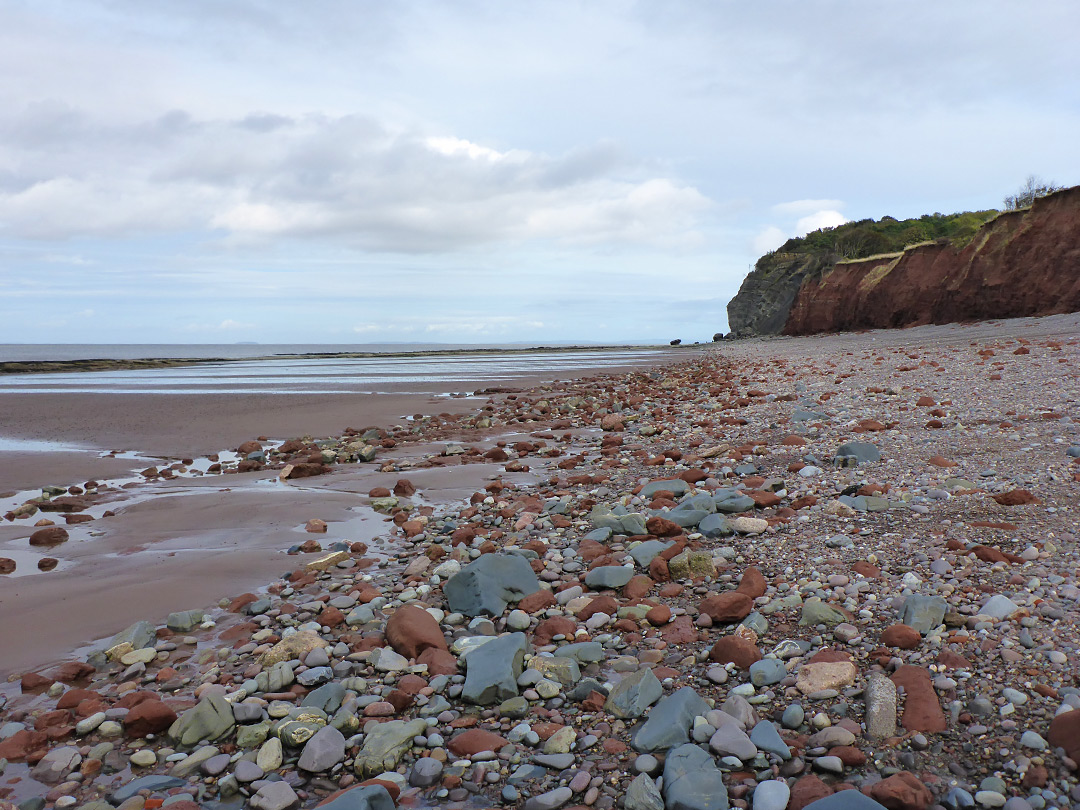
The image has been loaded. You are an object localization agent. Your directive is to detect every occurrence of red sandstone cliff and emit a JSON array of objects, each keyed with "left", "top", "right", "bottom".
[{"left": 782, "top": 186, "right": 1080, "bottom": 335}]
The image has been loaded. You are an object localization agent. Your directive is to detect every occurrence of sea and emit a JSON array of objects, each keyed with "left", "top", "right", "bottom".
[{"left": 0, "top": 343, "right": 673, "bottom": 396}]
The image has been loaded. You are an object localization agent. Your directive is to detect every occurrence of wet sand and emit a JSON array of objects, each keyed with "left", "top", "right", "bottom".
[{"left": 0, "top": 351, "right": 685, "bottom": 675}]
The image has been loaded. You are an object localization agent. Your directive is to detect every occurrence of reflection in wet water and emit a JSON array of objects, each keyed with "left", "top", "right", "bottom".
[{"left": 0, "top": 349, "right": 669, "bottom": 395}]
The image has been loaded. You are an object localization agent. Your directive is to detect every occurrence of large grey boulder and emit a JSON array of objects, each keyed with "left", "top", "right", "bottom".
[
  {"left": 715, "top": 494, "right": 756, "bottom": 514},
  {"left": 698, "top": 514, "right": 733, "bottom": 538},
  {"left": 801, "top": 792, "right": 889, "bottom": 810},
  {"left": 444, "top": 553, "right": 541, "bottom": 616},
  {"left": 314, "top": 785, "right": 395, "bottom": 810},
  {"left": 354, "top": 718, "right": 428, "bottom": 776},
  {"left": 640, "top": 479, "right": 691, "bottom": 499},
  {"left": 462, "top": 632, "right": 528, "bottom": 704},
  {"left": 584, "top": 565, "right": 634, "bottom": 590},
  {"left": 834, "top": 442, "right": 881, "bottom": 466},
  {"left": 168, "top": 693, "right": 235, "bottom": 747},
  {"left": 625, "top": 773, "right": 665, "bottom": 810},
  {"left": 901, "top": 594, "right": 947, "bottom": 634},
  {"left": 30, "top": 746, "right": 81, "bottom": 784},
  {"left": 249, "top": 782, "right": 300, "bottom": 810},
  {"left": 632, "top": 687, "right": 709, "bottom": 753},
  {"left": 166, "top": 610, "right": 204, "bottom": 633},
  {"left": 662, "top": 743, "right": 729, "bottom": 810},
  {"left": 107, "top": 620, "right": 157, "bottom": 651},
  {"left": 629, "top": 540, "right": 673, "bottom": 568},
  {"left": 659, "top": 509, "right": 710, "bottom": 528},
  {"left": 604, "top": 668, "right": 663, "bottom": 718},
  {"left": 590, "top": 505, "right": 648, "bottom": 536},
  {"left": 109, "top": 776, "right": 186, "bottom": 804},
  {"left": 298, "top": 724, "right": 346, "bottom": 772}
]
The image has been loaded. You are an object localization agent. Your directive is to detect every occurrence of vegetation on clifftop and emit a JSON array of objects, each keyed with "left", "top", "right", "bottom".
[{"left": 770, "top": 208, "right": 999, "bottom": 263}]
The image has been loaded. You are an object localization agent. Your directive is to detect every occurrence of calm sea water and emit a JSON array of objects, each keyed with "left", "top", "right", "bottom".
[
  {"left": 0, "top": 346, "right": 673, "bottom": 395},
  {"left": 0, "top": 343, "right": 636, "bottom": 362}
]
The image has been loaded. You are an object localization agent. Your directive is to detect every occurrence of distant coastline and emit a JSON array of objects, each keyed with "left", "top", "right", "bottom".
[{"left": 0, "top": 343, "right": 689, "bottom": 375}]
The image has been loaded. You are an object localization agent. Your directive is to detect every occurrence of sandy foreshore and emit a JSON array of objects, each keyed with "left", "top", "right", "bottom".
[
  {"left": 1, "top": 316, "right": 1078, "bottom": 810},
  {"left": 0, "top": 351, "right": 689, "bottom": 674}
]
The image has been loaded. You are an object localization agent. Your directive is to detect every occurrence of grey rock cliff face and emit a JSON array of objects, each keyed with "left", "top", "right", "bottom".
[{"left": 726, "top": 253, "right": 823, "bottom": 338}]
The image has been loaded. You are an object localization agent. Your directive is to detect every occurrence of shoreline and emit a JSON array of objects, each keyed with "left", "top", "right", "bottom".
[
  {"left": 1, "top": 315, "right": 1078, "bottom": 809},
  {"left": 0, "top": 351, "right": 685, "bottom": 673},
  {"left": 0, "top": 342, "right": 687, "bottom": 375}
]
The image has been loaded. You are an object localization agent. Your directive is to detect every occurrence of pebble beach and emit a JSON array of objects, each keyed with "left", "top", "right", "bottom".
[{"left": 2, "top": 314, "right": 1080, "bottom": 810}]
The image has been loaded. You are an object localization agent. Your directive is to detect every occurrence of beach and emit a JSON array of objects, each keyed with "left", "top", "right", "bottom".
[
  {"left": 0, "top": 318, "right": 1078, "bottom": 809},
  {"left": 0, "top": 346, "right": 686, "bottom": 675}
]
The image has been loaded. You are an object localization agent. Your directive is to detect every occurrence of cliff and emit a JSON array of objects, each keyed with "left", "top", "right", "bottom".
[
  {"left": 784, "top": 186, "right": 1080, "bottom": 334},
  {"left": 724, "top": 252, "right": 828, "bottom": 338},
  {"left": 727, "top": 185, "right": 1080, "bottom": 337}
]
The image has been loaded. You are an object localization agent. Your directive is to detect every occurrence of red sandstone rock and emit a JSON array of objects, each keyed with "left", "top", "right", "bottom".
[
  {"left": 708, "top": 635, "right": 761, "bottom": 669},
  {"left": 788, "top": 774, "right": 833, "bottom": 810},
  {"left": 623, "top": 575, "right": 654, "bottom": 599},
  {"left": 992, "top": 489, "right": 1041, "bottom": 506},
  {"left": 0, "top": 729, "right": 49, "bottom": 762},
  {"left": 56, "top": 688, "right": 98, "bottom": 710},
  {"left": 698, "top": 592, "right": 754, "bottom": 623},
  {"left": 645, "top": 605, "right": 672, "bottom": 626},
  {"left": 660, "top": 615, "right": 699, "bottom": 644},
  {"left": 576, "top": 596, "right": 618, "bottom": 621},
  {"left": 853, "top": 561, "right": 881, "bottom": 579},
  {"left": 517, "top": 589, "right": 556, "bottom": 613},
  {"left": 645, "top": 516, "right": 682, "bottom": 537},
  {"left": 534, "top": 616, "right": 577, "bottom": 645},
  {"left": 124, "top": 700, "right": 178, "bottom": 737},
  {"left": 1048, "top": 709, "right": 1080, "bottom": 766},
  {"left": 393, "top": 479, "right": 416, "bottom": 496},
  {"left": 417, "top": 648, "right": 457, "bottom": 676},
  {"left": 448, "top": 728, "right": 508, "bottom": 757},
  {"left": 891, "top": 665, "right": 946, "bottom": 733},
  {"left": 881, "top": 624, "right": 922, "bottom": 649},
  {"left": 869, "top": 771, "right": 933, "bottom": 810},
  {"left": 28, "top": 526, "right": 69, "bottom": 546},
  {"left": 735, "top": 566, "right": 767, "bottom": 599},
  {"left": 385, "top": 604, "right": 448, "bottom": 659}
]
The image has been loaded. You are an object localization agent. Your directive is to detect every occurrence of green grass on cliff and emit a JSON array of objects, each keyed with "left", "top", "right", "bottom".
[{"left": 771, "top": 209, "right": 998, "bottom": 263}]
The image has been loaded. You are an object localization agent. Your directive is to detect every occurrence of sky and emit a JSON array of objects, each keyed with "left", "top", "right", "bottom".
[{"left": 1, "top": 2, "right": 1078, "bottom": 345}]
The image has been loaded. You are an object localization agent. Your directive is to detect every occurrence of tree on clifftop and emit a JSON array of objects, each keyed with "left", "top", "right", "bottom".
[{"left": 1004, "top": 175, "right": 1062, "bottom": 210}]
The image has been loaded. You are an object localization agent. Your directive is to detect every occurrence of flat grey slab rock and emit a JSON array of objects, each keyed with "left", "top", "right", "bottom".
[
  {"left": 752, "top": 781, "right": 790, "bottom": 810},
  {"left": 314, "top": 785, "right": 396, "bottom": 810},
  {"left": 584, "top": 565, "right": 634, "bottom": 589},
  {"left": 444, "top": 553, "right": 541, "bottom": 616},
  {"left": 640, "top": 479, "right": 691, "bottom": 499},
  {"left": 462, "top": 632, "right": 528, "bottom": 704},
  {"left": 625, "top": 773, "right": 665, "bottom": 810},
  {"left": 802, "top": 792, "right": 889, "bottom": 810},
  {"left": 834, "top": 441, "right": 881, "bottom": 465},
  {"left": 353, "top": 718, "right": 428, "bottom": 777},
  {"left": 629, "top": 540, "right": 674, "bottom": 568},
  {"left": 605, "top": 667, "right": 663, "bottom": 718},
  {"left": 902, "top": 594, "right": 948, "bottom": 634},
  {"left": 168, "top": 693, "right": 235, "bottom": 747},
  {"left": 662, "top": 743, "right": 729, "bottom": 810},
  {"left": 298, "top": 724, "right": 346, "bottom": 772},
  {"left": 632, "top": 687, "right": 710, "bottom": 753}
]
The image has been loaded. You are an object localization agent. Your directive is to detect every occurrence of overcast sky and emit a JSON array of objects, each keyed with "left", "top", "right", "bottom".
[{"left": 1, "top": 1, "right": 1077, "bottom": 344}]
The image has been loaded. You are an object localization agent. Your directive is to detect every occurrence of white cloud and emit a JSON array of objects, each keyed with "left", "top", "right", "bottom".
[
  {"left": 795, "top": 210, "right": 848, "bottom": 235},
  {"left": 752, "top": 226, "right": 788, "bottom": 255},
  {"left": 0, "top": 108, "right": 711, "bottom": 253},
  {"left": 772, "top": 199, "right": 845, "bottom": 217}
]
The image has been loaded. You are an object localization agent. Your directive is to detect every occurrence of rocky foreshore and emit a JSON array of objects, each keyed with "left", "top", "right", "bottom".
[{"left": 2, "top": 318, "right": 1079, "bottom": 810}]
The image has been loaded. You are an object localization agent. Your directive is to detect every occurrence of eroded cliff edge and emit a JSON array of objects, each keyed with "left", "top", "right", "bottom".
[{"left": 727, "top": 185, "right": 1080, "bottom": 337}]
